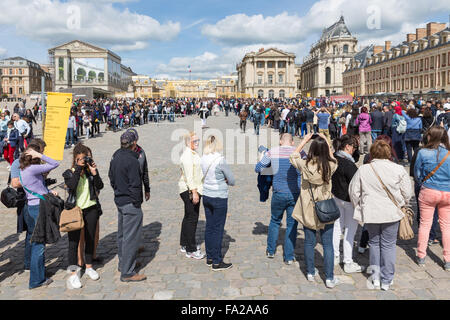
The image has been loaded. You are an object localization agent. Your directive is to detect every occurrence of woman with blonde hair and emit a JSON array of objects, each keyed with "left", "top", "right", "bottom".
[
  {"left": 201, "top": 135, "right": 235, "bottom": 270},
  {"left": 179, "top": 132, "right": 205, "bottom": 259}
]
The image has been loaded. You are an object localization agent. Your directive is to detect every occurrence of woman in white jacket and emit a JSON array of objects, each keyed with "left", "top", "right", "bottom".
[{"left": 349, "top": 140, "right": 412, "bottom": 291}]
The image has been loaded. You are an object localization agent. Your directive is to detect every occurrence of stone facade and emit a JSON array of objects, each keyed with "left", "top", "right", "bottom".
[
  {"left": 236, "top": 48, "right": 296, "bottom": 99},
  {"left": 132, "top": 75, "right": 161, "bottom": 99},
  {"left": 0, "top": 57, "right": 52, "bottom": 97},
  {"left": 358, "top": 23, "right": 449, "bottom": 97},
  {"left": 301, "top": 16, "right": 357, "bottom": 97},
  {"left": 215, "top": 73, "right": 238, "bottom": 98},
  {"left": 342, "top": 45, "right": 375, "bottom": 97},
  {"left": 48, "top": 40, "right": 135, "bottom": 97}
]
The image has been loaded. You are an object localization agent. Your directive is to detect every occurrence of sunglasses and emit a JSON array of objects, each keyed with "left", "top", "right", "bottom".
[{"left": 192, "top": 139, "right": 200, "bottom": 143}]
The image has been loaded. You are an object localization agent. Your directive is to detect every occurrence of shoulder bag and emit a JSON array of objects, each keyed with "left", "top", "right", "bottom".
[
  {"left": 1, "top": 173, "right": 26, "bottom": 208},
  {"left": 369, "top": 163, "right": 414, "bottom": 241},
  {"left": 59, "top": 175, "right": 84, "bottom": 233},
  {"left": 421, "top": 150, "right": 450, "bottom": 184},
  {"left": 307, "top": 181, "right": 340, "bottom": 223}
]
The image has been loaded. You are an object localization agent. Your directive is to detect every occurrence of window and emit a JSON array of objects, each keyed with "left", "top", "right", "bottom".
[
  {"left": 278, "top": 74, "right": 283, "bottom": 83},
  {"left": 278, "top": 61, "right": 285, "bottom": 68},
  {"left": 443, "top": 53, "right": 447, "bottom": 67},
  {"left": 258, "top": 90, "right": 264, "bottom": 98},
  {"left": 19, "top": 88, "right": 22, "bottom": 94},
  {"left": 267, "top": 62, "right": 274, "bottom": 68},
  {"left": 9, "top": 69, "right": 12, "bottom": 75},
  {"left": 430, "top": 56, "right": 434, "bottom": 69},
  {"left": 9, "top": 88, "right": 12, "bottom": 94},
  {"left": 257, "top": 61, "right": 264, "bottom": 68},
  {"left": 325, "top": 67, "right": 331, "bottom": 84},
  {"left": 343, "top": 45, "right": 349, "bottom": 54},
  {"left": 58, "top": 57, "right": 64, "bottom": 81},
  {"left": 279, "top": 90, "right": 285, "bottom": 98},
  {"left": 257, "top": 75, "right": 262, "bottom": 84},
  {"left": 268, "top": 90, "right": 274, "bottom": 99},
  {"left": 333, "top": 46, "right": 337, "bottom": 54},
  {"left": 268, "top": 74, "right": 273, "bottom": 84},
  {"left": 425, "top": 58, "right": 429, "bottom": 70},
  {"left": 420, "top": 59, "right": 424, "bottom": 71}
]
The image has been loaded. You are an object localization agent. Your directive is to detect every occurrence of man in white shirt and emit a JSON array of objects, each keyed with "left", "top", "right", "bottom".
[
  {"left": 12, "top": 113, "right": 30, "bottom": 152},
  {"left": 280, "top": 106, "right": 290, "bottom": 134}
]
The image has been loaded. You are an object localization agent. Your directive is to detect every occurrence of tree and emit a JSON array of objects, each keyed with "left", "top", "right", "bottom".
[
  {"left": 77, "top": 68, "right": 86, "bottom": 81},
  {"left": 88, "top": 70, "right": 97, "bottom": 81},
  {"left": 98, "top": 72, "right": 104, "bottom": 82}
]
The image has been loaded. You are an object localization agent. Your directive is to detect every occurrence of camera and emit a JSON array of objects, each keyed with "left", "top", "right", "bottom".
[
  {"left": 83, "top": 156, "right": 94, "bottom": 166},
  {"left": 45, "top": 178, "right": 57, "bottom": 186}
]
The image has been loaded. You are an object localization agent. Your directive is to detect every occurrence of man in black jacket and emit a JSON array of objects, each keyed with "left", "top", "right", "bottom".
[
  {"left": 109, "top": 131, "right": 147, "bottom": 282},
  {"left": 370, "top": 105, "right": 384, "bottom": 141}
]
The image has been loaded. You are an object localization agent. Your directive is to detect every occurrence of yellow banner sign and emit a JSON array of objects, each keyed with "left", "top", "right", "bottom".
[
  {"left": 43, "top": 92, "right": 73, "bottom": 161},
  {"left": 350, "top": 92, "right": 355, "bottom": 97}
]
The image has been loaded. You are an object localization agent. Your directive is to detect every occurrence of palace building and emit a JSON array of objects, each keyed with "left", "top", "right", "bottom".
[
  {"left": 301, "top": 16, "right": 358, "bottom": 97},
  {"left": 343, "top": 22, "right": 450, "bottom": 98},
  {"left": 236, "top": 48, "right": 297, "bottom": 99}
]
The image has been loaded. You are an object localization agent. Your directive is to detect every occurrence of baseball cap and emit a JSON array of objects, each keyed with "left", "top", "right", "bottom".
[
  {"left": 444, "top": 103, "right": 450, "bottom": 110},
  {"left": 120, "top": 131, "right": 135, "bottom": 145},
  {"left": 126, "top": 128, "right": 139, "bottom": 142}
]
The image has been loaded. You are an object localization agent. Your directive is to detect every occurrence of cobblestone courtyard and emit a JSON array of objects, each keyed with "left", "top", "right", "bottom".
[{"left": 0, "top": 113, "right": 449, "bottom": 300}]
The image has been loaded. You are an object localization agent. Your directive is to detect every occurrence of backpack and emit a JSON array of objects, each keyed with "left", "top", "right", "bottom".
[
  {"left": 350, "top": 115, "right": 358, "bottom": 127},
  {"left": 396, "top": 115, "right": 407, "bottom": 134},
  {"left": 286, "top": 111, "right": 295, "bottom": 123}
]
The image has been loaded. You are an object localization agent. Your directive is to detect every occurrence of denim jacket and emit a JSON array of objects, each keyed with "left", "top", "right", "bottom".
[{"left": 414, "top": 146, "right": 450, "bottom": 192}]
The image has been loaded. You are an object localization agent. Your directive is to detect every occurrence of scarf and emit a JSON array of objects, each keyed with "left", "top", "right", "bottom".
[{"left": 336, "top": 150, "right": 355, "bottom": 163}]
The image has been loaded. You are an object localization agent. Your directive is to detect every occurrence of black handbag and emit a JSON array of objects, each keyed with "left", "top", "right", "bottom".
[
  {"left": 307, "top": 181, "right": 340, "bottom": 223},
  {"left": 1, "top": 174, "right": 26, "bottom": 208}
]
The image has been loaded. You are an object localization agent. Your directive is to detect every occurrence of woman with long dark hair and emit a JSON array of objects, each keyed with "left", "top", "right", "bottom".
[
  {"left": 63, "top": 143, "right": 104, "bottom": 289},
  {"left": 290, "top": 133, "right": 339, "bottom": 288}
]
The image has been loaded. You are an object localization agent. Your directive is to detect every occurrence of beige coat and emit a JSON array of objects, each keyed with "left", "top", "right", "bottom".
[
  {"left": 348, "top": 159, "right": 413, "bottom": 224},
  {"left": 290, "top": 152, "right": 337, "bottom": 230}
]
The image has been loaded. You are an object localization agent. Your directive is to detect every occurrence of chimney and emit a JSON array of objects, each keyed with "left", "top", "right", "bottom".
[
  {"left": 407, "top": 34, "right": 417, "bottom": 42},
  {"left": 426, "top": 22, "right": 447, "bottom": 37},
  {"left": 373, "top": 45, "right": 384, "bottom": 55},
  {"left": 385, "top": 41, "right": 391, "bottom": 51},
  {"left": 259, "top": 48, "right": 265, "bottom": 53},
  {"left": 416, "top": 28, "right": 427, "bottom": 40}
]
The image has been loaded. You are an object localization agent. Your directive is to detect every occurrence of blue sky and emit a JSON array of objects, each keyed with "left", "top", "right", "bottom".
[{"left": 0, "top": 0, "right": 449, "bottom": 79}]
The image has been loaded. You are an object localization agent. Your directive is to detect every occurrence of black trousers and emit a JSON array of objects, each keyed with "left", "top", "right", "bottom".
[
  {"left": 180, "top": 191, "right": 201, "bottom": 253},
  {"left": 68, "top": 205, "right": 99, "bottom": 267},
  {"left": 240, "top": 120, "right": 247, "bottom": 132}
]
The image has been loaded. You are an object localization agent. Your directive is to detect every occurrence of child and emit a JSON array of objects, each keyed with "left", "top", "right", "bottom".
[{"left": 3, "top": 120, "right": 19, "bottom": 166}]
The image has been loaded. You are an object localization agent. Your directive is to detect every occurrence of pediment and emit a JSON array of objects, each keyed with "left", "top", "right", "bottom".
[
  {"left": 50, "top": 40, "right": 107, "bottom": 53},
  {"left": 256, "top": 48, "right": 292, "bottom": 58}
]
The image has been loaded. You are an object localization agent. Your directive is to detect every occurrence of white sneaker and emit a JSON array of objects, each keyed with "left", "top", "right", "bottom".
[
  {"left": 367, "top": 278, "right": 380, "bottom": 290},
  {"left": 180, "top": 245, "right": 200, "bottom": 253},
  {"left": 306, "top": 268, "right": 319, "bottom": 282},
  {"left": 66, "top": 274, "right": 82, "bottom": 289},
  {"left": 381, "top": 280, "right": 394, "bottom": 291},
  {"left": 186, "top": 250, "right": 205, "bottom": 260},
  {"left": 358, "top": 246, "right": 366, "bottom": 254},
  {"left": 85, "top": 268, "right": 99, "bottom": 281},
  {"left": 344, "top": 262, "right": 364, "bottom": 273},
  {"left": 325, "top": 277, "right": 340, "bottom": 289}
]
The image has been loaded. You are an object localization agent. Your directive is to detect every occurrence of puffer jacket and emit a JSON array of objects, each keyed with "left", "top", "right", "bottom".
[
  {"left": 355, "top": 113, "right": 372, "bottom": 132},
  {"left": 31, "top": 193, "right": 64, "bottom": 244}
]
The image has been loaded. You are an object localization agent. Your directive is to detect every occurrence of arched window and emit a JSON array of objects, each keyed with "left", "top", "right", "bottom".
[
  {"left": 325, "top": 67, "right": 331, "bottom": 84},
  {"left": 343, "top": 45, "right": 349, "bottom": 54},
  {"left": 258, "top": 90, "right": 264, "bottom": 98},
  {"left": 268, "top": 90, "right": 274, "bottom": 99},
  {"left": 279, "top": 90, "right": 285, "bottom": 98}
]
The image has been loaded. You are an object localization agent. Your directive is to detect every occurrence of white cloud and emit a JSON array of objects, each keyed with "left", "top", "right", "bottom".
[
  {"left": 0, "top": 48, "right": 7, "bottom": 57},
  {"left": 202, "top": 12, "right": 304, "bottom": 46},
  {"left": 202, "top": 0, "right": 450, "bottom": 47},
  {"left": 0, "top": 0, "right": 181, "bottom": 51}
]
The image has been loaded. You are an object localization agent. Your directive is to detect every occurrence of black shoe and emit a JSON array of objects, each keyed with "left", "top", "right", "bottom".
[
  {"left": 206, "top": 259, "right": 213, "bottom": 267},
  {"left": 212, "top": 262, "right": 233, "bottom": 271},
  {"left": 92, "top": 257, "right": 104, "bottom": 264}
]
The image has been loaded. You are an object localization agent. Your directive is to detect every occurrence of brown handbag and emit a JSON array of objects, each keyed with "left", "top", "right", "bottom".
[
  {"left": 370, "top": 163, "right": 415, "bottom": 241},
  {"left": 59, "top": 206, "right": 84, "bottom": 232}
]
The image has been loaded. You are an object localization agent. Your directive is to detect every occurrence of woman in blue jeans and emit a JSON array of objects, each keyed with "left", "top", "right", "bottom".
[
  {"left": 20, "top": 145, "right": 59, "bottom": 289},
  {"left": 201, "top": 135, "right": 235, "bottom": 271},
  {"left": 290, "top": 133, "right": 339, "bottom": 288}
]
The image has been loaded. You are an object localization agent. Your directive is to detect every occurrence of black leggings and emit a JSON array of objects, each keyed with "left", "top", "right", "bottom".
[
  {"left": 180, "top": 191, "right": 201, "bottom": 253},
  {"left": 68, "top": 205, "right": 99, "bottom": 267}
]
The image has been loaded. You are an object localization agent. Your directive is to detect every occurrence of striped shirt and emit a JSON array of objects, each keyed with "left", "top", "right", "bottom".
[{"left": 255, "top": 146, "right": 302, "bottom": 195}]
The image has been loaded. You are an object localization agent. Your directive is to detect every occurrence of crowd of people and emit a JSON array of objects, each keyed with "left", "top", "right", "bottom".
[{"left": 0, "top": 95, "right": 449, "bottom": 294}]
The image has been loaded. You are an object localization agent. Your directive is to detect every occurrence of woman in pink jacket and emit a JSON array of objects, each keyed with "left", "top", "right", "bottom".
[{"left": 356, "top": 106, "right": 373, "bottom": 154}]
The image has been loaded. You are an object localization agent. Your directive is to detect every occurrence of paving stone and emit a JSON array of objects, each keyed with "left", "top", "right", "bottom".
[
  {"left": 240, "top": 287, "right": 261, "bottom": 296},
  {"left": 153, "top": 290, "right": 174, "bottom": 300}
]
